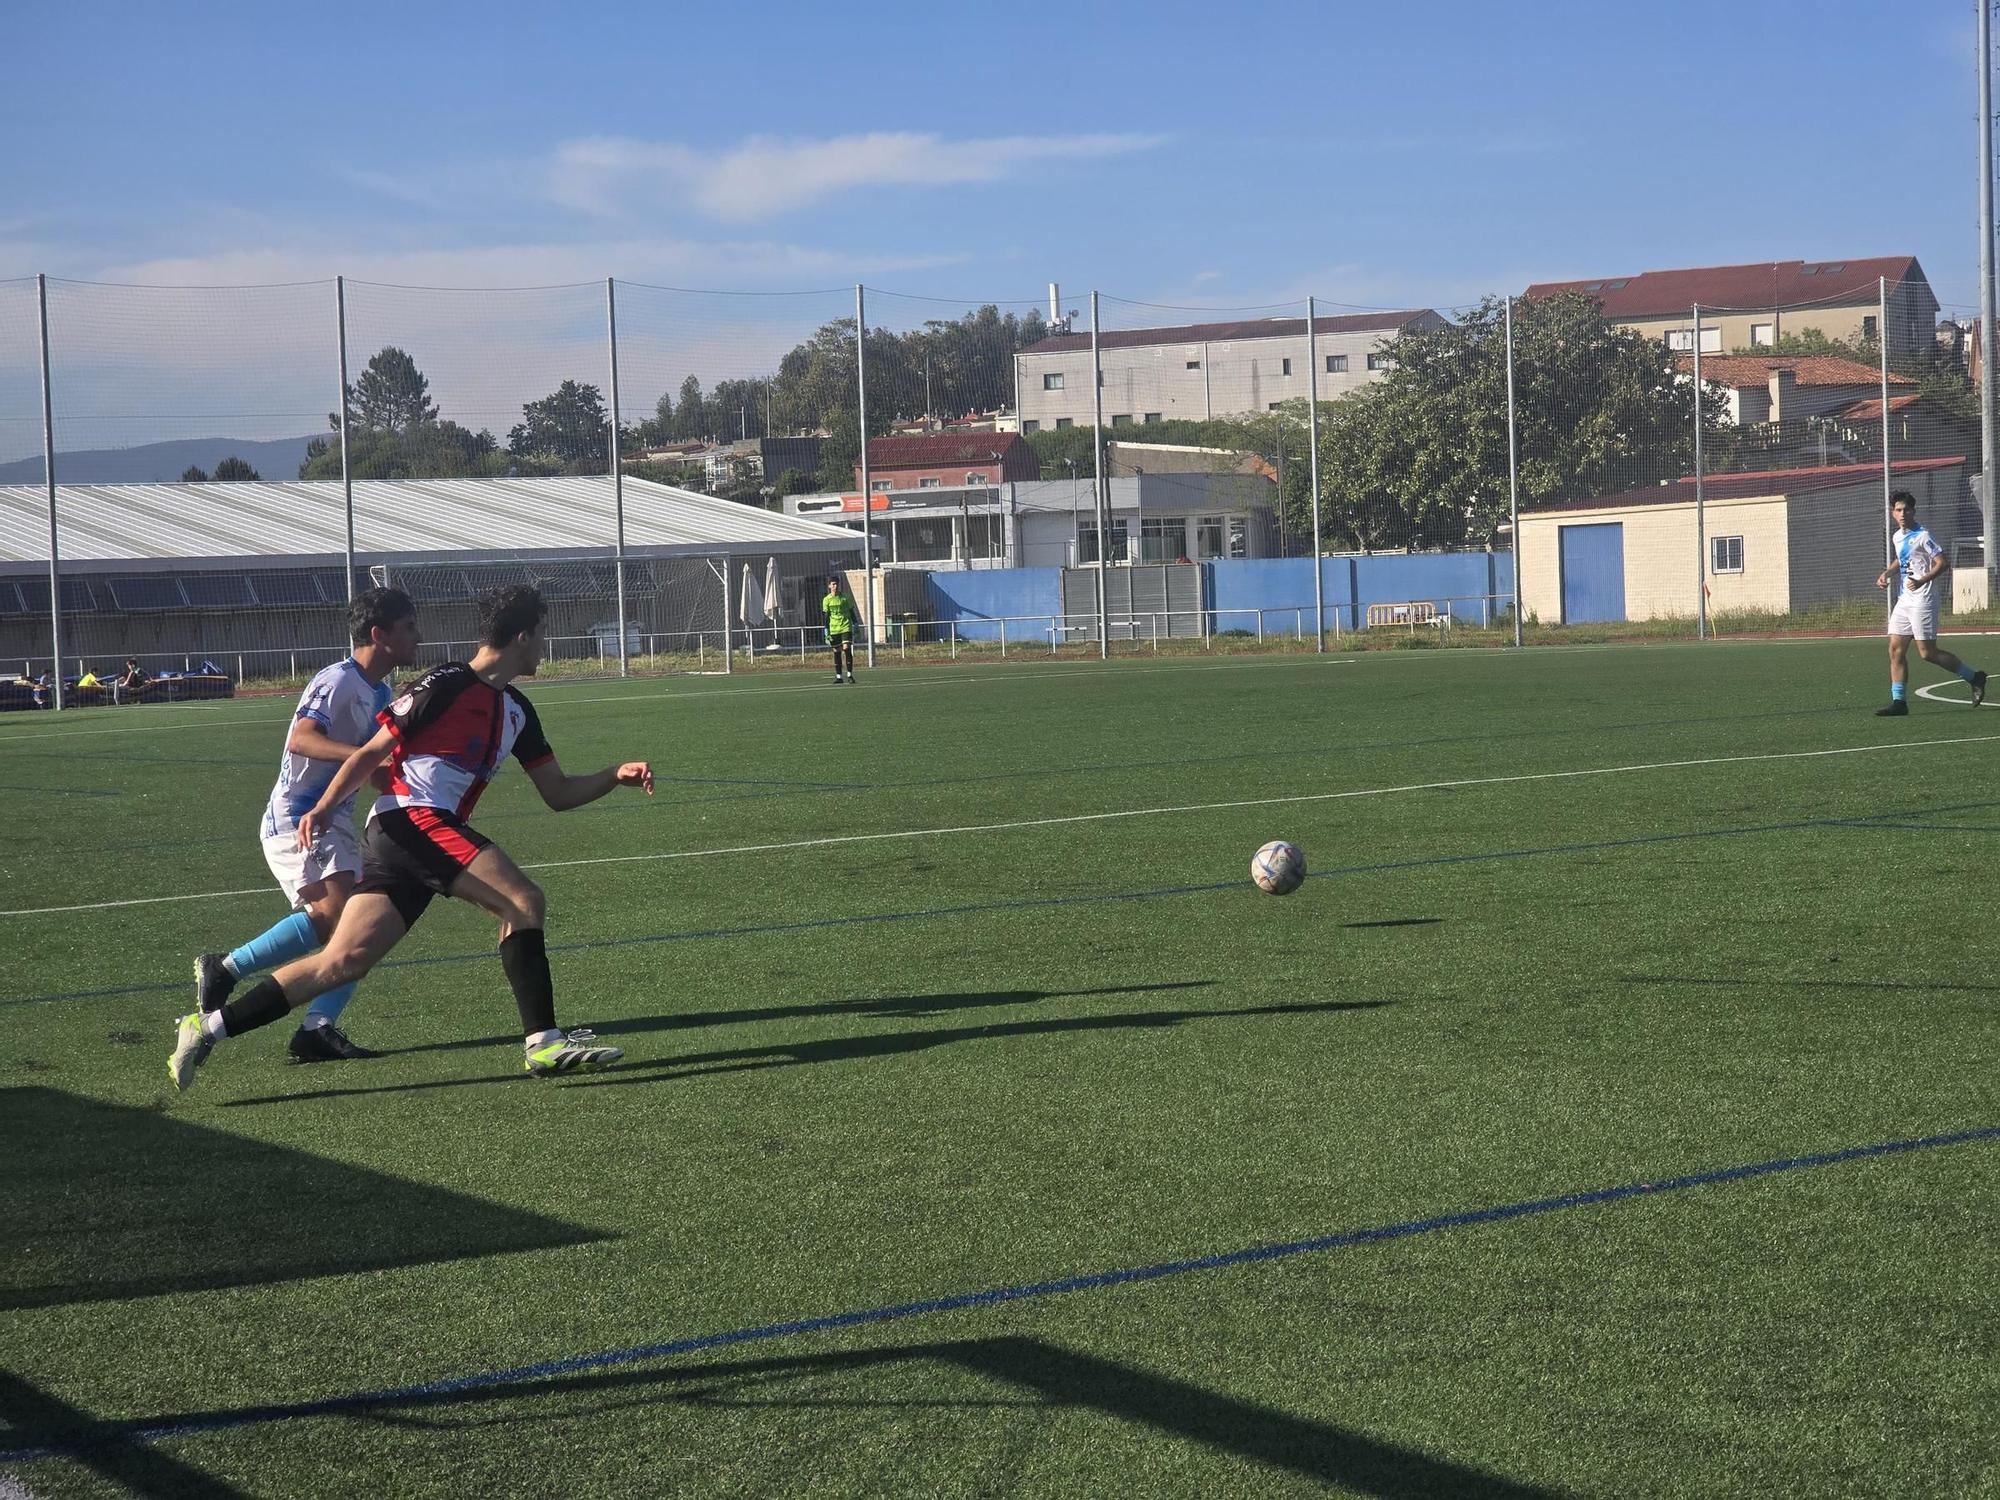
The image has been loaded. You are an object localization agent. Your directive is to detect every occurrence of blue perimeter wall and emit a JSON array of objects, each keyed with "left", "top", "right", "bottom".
[{"left": 925, "top": 555, "right": 1513, "bottom": 639}]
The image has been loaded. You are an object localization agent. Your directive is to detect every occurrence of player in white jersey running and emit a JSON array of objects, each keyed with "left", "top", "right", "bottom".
[
  {"left": 1873, "top": 491, "right": 1985, "bottom": 717},
  {"left": 170, "top": 585, "right": 653, "bottom": 1089},
  {"left": 191, "top": 587, "right": 422, "bottom": 1060}
]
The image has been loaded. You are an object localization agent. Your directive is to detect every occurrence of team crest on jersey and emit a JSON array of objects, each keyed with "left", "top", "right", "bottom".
[{"left": 389, "top": 693, "right": 414, "bottom": 717}]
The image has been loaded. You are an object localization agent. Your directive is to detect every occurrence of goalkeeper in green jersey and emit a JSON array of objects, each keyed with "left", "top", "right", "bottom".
[{"left": 823, "top": 574, "right": 859, "bottom": 684}]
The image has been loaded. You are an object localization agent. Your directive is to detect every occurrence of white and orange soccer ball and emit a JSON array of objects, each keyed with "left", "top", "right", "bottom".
[{"left": 1251, "top": 839, "right": 1305, "bottom": 895}]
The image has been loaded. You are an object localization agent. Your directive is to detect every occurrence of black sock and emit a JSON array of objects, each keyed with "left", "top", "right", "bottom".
[
  {"left": 499, "top": 928, "right": 557, "bottom": 1036},
  {"left": 220, "top": 977, "right": 292, "bottom": 1037}
]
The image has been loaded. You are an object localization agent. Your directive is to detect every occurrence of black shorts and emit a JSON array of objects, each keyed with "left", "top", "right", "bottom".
[
  {"left": 828, "top": 629, "right": 853, "bottom": 648},
  {"left": 357, "top": 807, "right": 492, "bottom": 929}
]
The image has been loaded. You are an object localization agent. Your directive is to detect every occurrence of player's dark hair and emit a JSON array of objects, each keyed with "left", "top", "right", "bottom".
[
  {"left": 1889, "top": 489, "right": 1917, "bottom": 511},
  {"left": 348, "top": 587, "right": 416, "bottom": 646},
  {"left": 479, "top": 583, "right": 547, "bottom": 647}
]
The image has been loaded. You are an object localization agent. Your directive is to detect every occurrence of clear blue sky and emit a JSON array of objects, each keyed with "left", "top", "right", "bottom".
[{"left": 0, "top": 0, "right": 1983, "bottom": 309}]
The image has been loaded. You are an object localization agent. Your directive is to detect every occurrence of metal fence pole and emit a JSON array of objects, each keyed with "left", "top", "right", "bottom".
[
  {"left": 1982, "top": 0, "right": 1998, "bottom": 604},
  {"left": 722, "top": 558, "right": 733, "bottom": 674},
  {"left": 1505, "top": 294, "right": 1523, "bottom": 647},
  {"left": 1306, "top": 295, "right": 1325, "bottom": 650},
  {"left": 335, "top": 275, "right": 355, "bottom": 602},
  {"left": 1091, "top": 290, "right": 1109, "bottom": 660},
  {"left": 35, "top": 274, "right": 63, "bottom": 709},
  {"left": 605, "top": 278, "right": 630, "bottom": 678},
  {"left": 1880, "top": 275, "right": 1895, "bottom": 628},
  {"left": 1692, "top": 302, "right": 1707, "bottom": 640},
  {"left": 855, "top": 284, "right": 876, "bottom": 669}
]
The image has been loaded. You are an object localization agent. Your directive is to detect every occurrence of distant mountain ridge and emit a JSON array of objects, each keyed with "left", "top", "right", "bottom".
[{"left": 0, "top": 434, "right": 319, "bottom": 485}]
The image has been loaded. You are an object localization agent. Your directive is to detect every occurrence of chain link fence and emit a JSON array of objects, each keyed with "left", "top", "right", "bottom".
[{"left": 1, "top": 262, "right": 1984, "bottom": 707}]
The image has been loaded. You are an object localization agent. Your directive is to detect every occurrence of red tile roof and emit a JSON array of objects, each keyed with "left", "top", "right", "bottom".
[
  {"left": 1521, "top": 456, "right": 1964, "bottom": 514},
  {"left": 865, "top": 433, "right": 1034, "bottom": 468},
  {"left": 1524, "top": 257, "right": 1926, "bottom": 317},
  {"left": 1021, "top": 310, "right": 1432, "bottom": 355},
  {"left": 1674, "top": 354, "right": 1916, "bottom": 389},
  {"left": 1834, "top": 392, "right": 1928, "bottom": 422}
]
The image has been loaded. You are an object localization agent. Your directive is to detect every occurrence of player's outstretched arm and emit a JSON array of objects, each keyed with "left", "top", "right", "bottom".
[
  {"left": 527, "top": 758, "right": 654, "bottom": 812},
  {"left": 296, "top": 725, "right": 397, "bottom": 850}
]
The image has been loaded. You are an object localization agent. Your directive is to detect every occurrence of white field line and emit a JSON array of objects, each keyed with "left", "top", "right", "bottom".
[
  {"left": 0, "top": 654, "right": 1359, "bottom": 745},
  {"left": 4, "top": 730, "right": 1995, "bottom": 919}
]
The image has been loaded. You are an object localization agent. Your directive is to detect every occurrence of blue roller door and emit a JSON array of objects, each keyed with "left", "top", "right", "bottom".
[{"left": 1559, "top": 522, "right": 1625, "bottom": 624}]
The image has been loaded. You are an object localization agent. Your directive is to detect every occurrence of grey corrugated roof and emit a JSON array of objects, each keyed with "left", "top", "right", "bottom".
[{"left": 0, "top": 475, "right": 865, "bottom": 570}]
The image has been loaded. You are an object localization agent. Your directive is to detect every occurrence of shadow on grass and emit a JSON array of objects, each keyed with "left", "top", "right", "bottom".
[
  {"left": 220, "top": 997, "right": 1388, "bottom": 1108},
  {"left": 1341, "top": 917, "right": 1443, "bottom": 930},
  {"left": 0, "top": 1372, "right": 250, "bottom": 1498},
  {"left": 0, "top": 1088, "right": 609, "bottom": 1311},
  {"left": 389, "top": 980, "right": 1221, "bottom": 1058},
  {"left": 19, "top": 1337, "right": 1557, "bottom": 1498}
]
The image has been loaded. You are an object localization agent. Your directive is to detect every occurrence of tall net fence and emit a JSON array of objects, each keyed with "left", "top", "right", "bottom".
[{"left": 2, "top": 263, "right": 1990, "bottom": 704}]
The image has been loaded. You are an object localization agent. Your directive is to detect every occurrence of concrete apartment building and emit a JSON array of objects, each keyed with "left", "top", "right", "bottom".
[
  {"left": 1524, "top": 257, "right": 1940, "bottom": 365},
  {"left": 1012, "top": 309, "right": 1446, "bottom": 432}
]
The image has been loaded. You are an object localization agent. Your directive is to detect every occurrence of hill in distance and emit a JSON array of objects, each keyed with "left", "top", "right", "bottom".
[{"left": 0, "top": 434, "right": 319, "bottom": 485}]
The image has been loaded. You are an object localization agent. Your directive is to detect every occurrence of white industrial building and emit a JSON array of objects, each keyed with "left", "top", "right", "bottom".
[{"left": 1013, "top": 309, "right": 1446, "bottom": 431}]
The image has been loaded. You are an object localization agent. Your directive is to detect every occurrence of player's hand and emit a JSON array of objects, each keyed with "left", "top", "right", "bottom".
[
  {"left": 616, "top": 761, "right": 654, "bottom": 795},
  {"left": 1875, "top": 570, "right": 1890, "bottom": 590},
  {"left": 295, "top": 809, "right": 322, "bottom": 852}
]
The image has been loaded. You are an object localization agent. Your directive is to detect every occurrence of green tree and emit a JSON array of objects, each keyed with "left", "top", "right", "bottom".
[
  {"left": 816, "top": 411, "right": 862, "bottom": 492},
  {"left": 671, "top": 375, "right": 706, "bottom": 442},
  {"left": 772, "top": 466, "right": 815, "bottom": 499},
  {"left": 211, "top": 456, "right": 259, "bottom": 481},
  {"left": 348, "top": 347, "right": 438, "bottom": 435},
  {"left": 1289, "top": 292, "right": 1721, "bottom": 551},
  {"left": 181, "top": 465, "right": 208, "bottom": 482},
  {"left": 508, "top": 379, "right": 609, "bottom": 473}
]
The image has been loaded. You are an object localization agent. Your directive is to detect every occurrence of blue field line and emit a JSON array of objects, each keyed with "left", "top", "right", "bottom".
[
  {"left": 10, "top": 802, "right": 1987, "bottom": 1009},
  {"left": 5, "top": 1121, "right": 1995, "bottom": 1465}
]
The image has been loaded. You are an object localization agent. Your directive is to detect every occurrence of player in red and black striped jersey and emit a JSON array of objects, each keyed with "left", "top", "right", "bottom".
[{"left": 170, "top": 585, "right": 654, "bottom": 1087}]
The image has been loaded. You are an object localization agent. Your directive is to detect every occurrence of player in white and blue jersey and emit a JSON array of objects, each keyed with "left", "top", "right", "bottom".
[
  {"left": 1874, "top": 491, "right": 1985, "bottom": 717},
  {"left": 191, "top": 588, "right": 422, "bottom": 1060}
]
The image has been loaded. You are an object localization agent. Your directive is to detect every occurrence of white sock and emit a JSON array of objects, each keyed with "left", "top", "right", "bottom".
[
  {"left": 202, "top": 1009, "right": 228, "bottom": 1039},
  {"left": 524, "top": 1028, "right": 562, "bottom": 1051},
  {"left": 220, "top": 955, "right": 240, "bottom": 978}
]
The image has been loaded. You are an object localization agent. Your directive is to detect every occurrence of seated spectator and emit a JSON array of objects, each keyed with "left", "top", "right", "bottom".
[{"left": 113, "top": 657, "right": 149, "bottom": 704}]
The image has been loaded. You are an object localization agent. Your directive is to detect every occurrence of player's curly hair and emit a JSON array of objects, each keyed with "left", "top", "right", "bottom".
[
  {"left": 347, "top": 586, "right": 416, "bottom": 646},
  {"left": 478, "top": 584, "right": 547, "bottom": 647}
]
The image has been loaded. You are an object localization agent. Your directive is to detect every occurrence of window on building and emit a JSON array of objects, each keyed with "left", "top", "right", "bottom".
[
  {"left": 1143, "top": 412, "right": 1162, "bottom": 423},
  {"left": 1366, "top": 352, "right": 1393, "bottom": 371},
  {"left": 1139, "top": 516, "right": 1187, "bottom": 563},
  {"left": 1195, "top": 514, "right": 1227, "bottom": 559},
  {"left": 1750, "top": 322, "right": 1775, "bottom": 347},
  {"left": 1186, "top": 359, "right": 1201, "bottom": 370},
  {"left": 1711, "top": 535, "right": 1744, "bottom": 574},
  {"left": 1043, "top": 372, "right": 1065, "bottom": 391},
  {"left": 1862, "top": 315, "right": 1879, "bottom": 341},
  {"left": 1269, "top": 402, "right": 1285, "bottom": 411},
  {"left": 1077, "top": 519, "right": 1130, "bottom": 564},
  {"left": 1111, "top": 414, "right": 1131, "bottom": 426},
  {"left": 1055, "top": 417, "right": 1074, "bottom": 429},
  {"left": 1666, "top": 328, "right": 1692, "bottom": 352},
  {"left": 871, "top": 479, "right": 894, "bottom": 493},
  {"left": 1325, "top": 354, "right": 1347, "bottom": 373},
  {"left": 1227, "top": 517, "right": 1249, "bottom": 558},
  {"left": 1281, "top": 358, "right": 1293, "bottom": 376},
  {"left": 1022, "top": 420, "right": 1040, "bottom": 434},
  {"left": 918, "top": 477, "right": 942, "bottom": 488},
  {"left": 964, "top": 471, "right": 988, "bottom": 485}
]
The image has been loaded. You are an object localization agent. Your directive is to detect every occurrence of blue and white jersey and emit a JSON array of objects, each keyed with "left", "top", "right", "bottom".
[
  {"left": 262, "top": 658, "right": 392, "bottom": 837},
  {"left": 1894, "top": 525, "right": 1945, "bottom": 601}
]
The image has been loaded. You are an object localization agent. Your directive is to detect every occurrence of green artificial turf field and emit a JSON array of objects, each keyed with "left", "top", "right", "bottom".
[{"left": 2, "top": 639, "right": 1997, "bottom": 1498}]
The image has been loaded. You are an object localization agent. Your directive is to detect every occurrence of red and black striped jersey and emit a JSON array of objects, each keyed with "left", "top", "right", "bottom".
[{"left": 370, "top": 663, "right": 554, "bottom": 822}]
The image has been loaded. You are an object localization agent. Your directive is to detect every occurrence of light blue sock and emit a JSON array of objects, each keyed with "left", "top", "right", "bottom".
[
  {"left": 303, "top": 983, "right": 357, "bottom": 1028},
  {"left": 1958, "top": 663, "right": 1980, "bottom": 683},
  {"left": 1892, "top": 681, "right": 1908, "bottom": 701},
  {"left": 228, "top": 911, "right": 320, "bottom": 977}
]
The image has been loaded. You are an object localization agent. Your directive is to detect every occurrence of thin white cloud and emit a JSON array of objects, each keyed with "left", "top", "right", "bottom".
[{"left": 548, "top": 131, "right": 1167, "bottom": 223}]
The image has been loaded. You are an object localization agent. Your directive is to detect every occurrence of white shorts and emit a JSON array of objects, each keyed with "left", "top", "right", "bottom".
[
  {"left": 261, "top": 820, "right": 361, "bottom": 909},
  {"left": 1888, "top": 592, "right": 1940, "bottom": 642}
]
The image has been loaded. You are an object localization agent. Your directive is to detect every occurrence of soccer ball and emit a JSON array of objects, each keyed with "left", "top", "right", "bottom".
[{"left": 1251, "top": 839, "right": 1305, "bottom": 895}]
